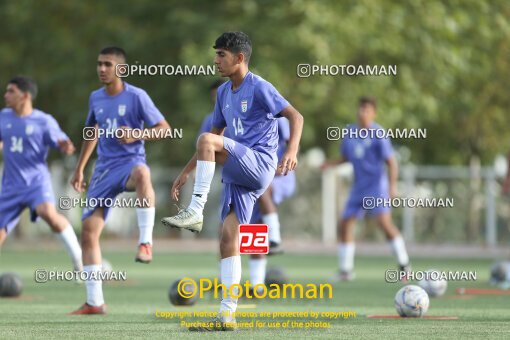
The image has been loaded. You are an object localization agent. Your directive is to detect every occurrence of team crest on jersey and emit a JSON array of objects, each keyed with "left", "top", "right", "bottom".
[
  {"left": 241, "top": 100, "right": 248, "bottom": 113},
  {"left": 118, "top": 104, "right": 126, "bottom": 116},
  {"left": 25, "top": 124, "right": 34, "bottom": 135}
]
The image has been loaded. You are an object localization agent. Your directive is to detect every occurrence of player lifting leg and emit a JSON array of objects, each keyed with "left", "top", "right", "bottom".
[{"left": 162, "top": 32, "right": 303, "bottom": 331}]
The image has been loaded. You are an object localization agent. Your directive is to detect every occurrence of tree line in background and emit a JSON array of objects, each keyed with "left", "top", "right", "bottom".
[{"left": 1, "top": 0, "right": 508, "bottom": 167}]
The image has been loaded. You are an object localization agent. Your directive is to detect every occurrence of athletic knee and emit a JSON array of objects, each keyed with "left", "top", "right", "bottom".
[
  {"left": 196, "top": 133, "right": 216, "bottom": 149},
  {"left": 81, "top": 226, "right": 99, "bottom": 249},
  {"left": 258, "top": 190, "right": 274, "bottom": 211},
  {"left": 37, "top": 206, "right": 63, "bottom": 231},
  {"left": 132, "top": 165, "right": 151, "bottom": 185},
  {"left": 220, "top": 230, "right": 236, "bottom": 250},
  {"left": 219, "top": 233, "right": 231, "bottom": 249},
  {"left": 36, "top": 205, "right": 52, "bottom": 220}
]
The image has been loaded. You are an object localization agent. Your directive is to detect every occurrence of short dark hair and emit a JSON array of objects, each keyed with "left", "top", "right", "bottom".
[
  {"left": 359, "top": 96, "right": 377, "bottom": 109},
  {"left": 213, "top": 32, "right": 252, "bottom": 64},
  {"left": 210, "top": 79, "right": 225, "bottom": 91},
  {"left": 99, "top": 46, "right": 127, "bottom": 62},
  {"left": 9, "top": 76, "right": 38, "bottom": 101}
]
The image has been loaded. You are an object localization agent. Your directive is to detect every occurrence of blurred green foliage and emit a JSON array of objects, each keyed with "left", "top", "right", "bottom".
[{"left": 0, "top": 0, "right": 508, "bottom": 166}]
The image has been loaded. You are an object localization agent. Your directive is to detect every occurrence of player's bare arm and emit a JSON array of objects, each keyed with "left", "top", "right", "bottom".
[
  {"left": 118, "top": 119, "right": 171, "bottom": 144},
  {"left": 386, "top": 155, "right": 398, "bottom": 199},
  {"left": 171, "top": 126, "right": 225, "bottom": 201},
  {"left": 278, "top": 105, "right": 303, "bottom": 176},
  {"left": 71, "top": 132, "right": 98, "bottom": 193}
]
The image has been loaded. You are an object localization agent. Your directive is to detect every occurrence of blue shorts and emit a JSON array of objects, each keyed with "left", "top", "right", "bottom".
[
  {"left": 0, "top": 183, "right": 55, "bottom": 234},
  {"left": 82, "top": 158, "right": 147, "bottom": 221},
  {"left": 341, "top": 192, "right": 390, "bottom": 220},
  {"left": 249, "top": 172, "right": 296, "bottom": 223},
  {"left": 220, "top": 137, "right": 276, "bottom": 224}
]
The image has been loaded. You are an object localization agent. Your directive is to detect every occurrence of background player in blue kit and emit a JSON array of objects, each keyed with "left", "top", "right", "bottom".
[
  {"left": 69, "top": 47, "right": 171, "bottom": 315},
  {"left": 322, "top": 97, "right": 410, "bottom": 281},
  {"left": 162, "top": 32, "right": 303, "bottom": 331},
  {"left": 0, "top": 76, "right": 82, "bottom": 273}
]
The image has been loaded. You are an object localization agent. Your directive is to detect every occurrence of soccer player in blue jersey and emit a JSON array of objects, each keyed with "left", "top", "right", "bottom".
[
  {"left": 200, "top": 108, "right": 294, "bottom": 293},
  {"left": 322, "top": 97, "right": 410, "bottom": 281},
  {"left": 200, "top": 82, "right": 294, "bottom": 292},
  {"left": 0, "top": 76, "right": 82, "bottom": 273},
  {"left": 69, "top": 47, "right": 170, "bottom": 315},
  {"left": 162, "top": 32, "right": 303, "bottom": 331}
]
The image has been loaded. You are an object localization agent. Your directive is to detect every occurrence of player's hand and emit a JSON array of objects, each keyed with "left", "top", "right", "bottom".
[
  {"left": 277, "top": 149, "right": 298, "bottom": 176},
  {"left": 171, "top": 172, "right": 189, "bottom": 201},
  {"left": 118, "top": 126, "right": 137, "bottom": 144},
  {"left": 58, "top": 139, "right": 75, "bottom": 155},
  {"left": 70, "top": 171, "right": 86, "bottom": 193}
]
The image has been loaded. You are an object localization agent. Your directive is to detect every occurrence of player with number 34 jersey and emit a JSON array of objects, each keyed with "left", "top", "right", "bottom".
[{"left": 0, "top": 76, "right": 82, "bottom": 279}]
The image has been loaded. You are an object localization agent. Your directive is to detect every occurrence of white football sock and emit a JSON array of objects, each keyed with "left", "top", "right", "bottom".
[
  {"left": 219, "top": 256, "right": 241, "bottom": 322},
  {"left": 84, "top": 264, "right": 104, "bottom": 306},
  {"left": 136, "top": 207, "right": 155, "bottom": 245},
  {"left": 263, "top": 212, "right": 281, "bottom": 244},
  {"left": 56, "top": 225, "right": 82, "bottom": 271},
  {"left": 249, "top": 258, "right": 267, "bottom": 293},
  {"left": 188, "top": 160, "right": 215, "bottom": 215},
  {"left": 389, "top": 235, "right": 409, "bottom": 266},
  {"left": 338, "top": 243, "right": 355, "bottom": 272}
]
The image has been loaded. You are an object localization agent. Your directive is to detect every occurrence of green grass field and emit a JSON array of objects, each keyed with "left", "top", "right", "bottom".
[{"left": 1, "top": 249, "right": 509, "bottom": 339}]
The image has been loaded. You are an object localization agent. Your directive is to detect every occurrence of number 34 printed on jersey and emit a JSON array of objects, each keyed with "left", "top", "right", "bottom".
[{"left": 10, "top": 136, "right": 23, "bottom": 153}]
